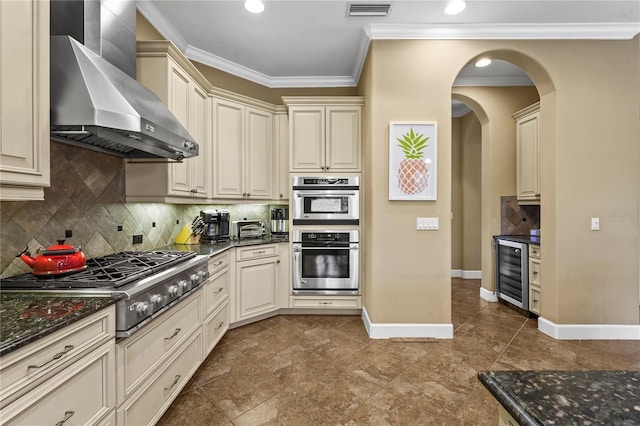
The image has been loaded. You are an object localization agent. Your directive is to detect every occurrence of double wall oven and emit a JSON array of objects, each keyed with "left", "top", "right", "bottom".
[{"left": 291, "top": 176, "right": 360, "bottom": 295}]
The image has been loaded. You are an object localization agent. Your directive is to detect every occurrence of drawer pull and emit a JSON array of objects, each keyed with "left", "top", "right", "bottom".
[
  {"left": 214, "top": 287, "right": 224, "bottom": 295},
  {"left": 213, "top": 260, "right": 224, "bottom": 267},
  {"left": 28, "top": 345, "right": 74, "bottom": 370},
  {"left": 164, "top": 328, "right": 182, "bottom": 341},
  {"left": 214, "top": 321, "right": 225, "bottom": 331},
  {"left": 55, "top": 410, "right": 75, "bottom": 426},
  {"left": 533, "top": 271, "right": 538, "bottom": 274},
  {"left": 164, "top": 374, "right": 181, "bottom": 392},
  {"left": 319, "top": 301, "right": 332, "bottom": 305},
  {"left": 253, "top": 250, "right": 266, "bottom": 255}
]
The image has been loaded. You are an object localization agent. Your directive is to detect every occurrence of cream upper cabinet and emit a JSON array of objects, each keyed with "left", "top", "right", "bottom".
[
  {"left": 273, "top": 109, "right": 289, "bottom": 201},
  {"left": 513, "top": 102, "right": 540, "bottom": 204},
  {"left": 212, "top": 95, "right": 273, "bottom": 200},
  {"left": 125, "top": 41, "right": 212, "bottom": 203},
  {"left": 283, "top": 97, "right": 364, "bottom": 173},
  {"left": 0, "top": 0, "right": 50, "bottom": 201}
]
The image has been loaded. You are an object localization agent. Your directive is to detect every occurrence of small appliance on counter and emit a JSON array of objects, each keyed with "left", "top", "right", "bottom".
[
  {"left": 270, "top": 207, "right": 289, "bottom": 239},
  {"left": 199, "top": 209, "right": 230, "bottom": 243},
  {"left": 233, "top": 219, "right": 266, "bottom": 240}
]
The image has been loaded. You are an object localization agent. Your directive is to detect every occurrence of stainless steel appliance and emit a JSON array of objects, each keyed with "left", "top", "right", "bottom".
[
  {"left": 0, "top": 251, "right": 208, "bottom": 337},
  {"left": 270, "top": 207, "right": 289, "bottom": 236},
  {"left": 494, "top": 238, "right": 529, "bottom": 310},
  {"left": 199, "top": 209, "right": 230, "bottom": 243},
  {"left": 292, "top": 176, "right": 359, "bottom": 225},
  {"left": 233, "top": 220, "right": 266, "bottom": 240},
  {"left": 292, "top": 230, "right": 359, "bottom": 295}
]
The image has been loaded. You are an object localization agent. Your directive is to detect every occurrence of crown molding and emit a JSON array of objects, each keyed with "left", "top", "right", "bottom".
[
  {"left": 367, "top": 22, "right": 640, "bottom": 40},
  {"left": 136, "top": 1, "right": 188, "bottom": 52}
]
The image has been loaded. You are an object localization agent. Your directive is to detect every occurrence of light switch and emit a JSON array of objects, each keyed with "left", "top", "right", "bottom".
[
  {"left": 417, "top": 217, "right": 439, "bottom": 230},
  {"left": 591, "top": 217, "right": 600, "bottom": 231}
]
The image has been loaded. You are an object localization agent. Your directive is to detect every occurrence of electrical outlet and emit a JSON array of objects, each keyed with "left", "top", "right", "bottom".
[
  {"left": 117, "top": 225, "right": 123, "bottom": 232},
  {"left": 591, "top": 217, "right": 600, "bottom": 231},
  {"left": 65, "top": 229, "right": 72, "bottom": 238},
  {"left": 133, "top": 234, "right": 143, "bottom": 244}
]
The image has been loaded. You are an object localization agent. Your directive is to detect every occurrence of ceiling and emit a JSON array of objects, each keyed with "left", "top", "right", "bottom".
[{"left": 139, "top": 0, "right": 639, "bottom": 91}]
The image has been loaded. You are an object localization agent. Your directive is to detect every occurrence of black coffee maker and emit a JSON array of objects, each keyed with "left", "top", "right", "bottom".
[{"left": 199, "top": 209, "right": 230, "bottom": 243}]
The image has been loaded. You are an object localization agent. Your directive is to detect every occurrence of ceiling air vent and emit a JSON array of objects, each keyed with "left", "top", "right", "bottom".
[{"left": 348, "top": 3, "right": 392, "bottom": 17}]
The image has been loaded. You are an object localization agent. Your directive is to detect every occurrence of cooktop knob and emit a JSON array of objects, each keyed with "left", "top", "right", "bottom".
[
  {"left": 168, "top": 285, "right": 179, "bottom": 298},
  {"left": 179, "top": 279, "right": 190, "bottom": 292},
  {"left": 190, "top": 273, "right": 198, "bottom": 285},
  {"left": 151, "top": 294, "right": 163, "bottom": 307},
  {"left": 136, "top": 302, "right": 150, "bottom": 317}
]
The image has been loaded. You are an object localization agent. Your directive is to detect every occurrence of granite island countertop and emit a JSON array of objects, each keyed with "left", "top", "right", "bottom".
[
  {"left": 0, "top": 293, "right": 115, "bottom": 357},
  {"left": 166, "top": 236, "right": 289, "bottom": 258},
  {"left": 479, "top": 370, "right": 640, "bottom": 425}
]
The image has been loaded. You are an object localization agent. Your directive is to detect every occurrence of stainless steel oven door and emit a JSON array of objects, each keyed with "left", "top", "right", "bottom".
[
  {"left": 291, "top": 190, "right": 359, "bottom": 225},
  {"left": 292, "top": 243, "right": 359, "bottom": 295}
]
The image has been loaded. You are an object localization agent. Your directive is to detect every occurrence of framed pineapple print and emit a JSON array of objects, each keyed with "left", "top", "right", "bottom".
[{"left": 389, "top": 121, "right": 437, "bottom": 200}]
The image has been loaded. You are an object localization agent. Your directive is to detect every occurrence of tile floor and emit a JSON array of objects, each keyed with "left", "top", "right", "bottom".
[{"left": 158, "top": 278, "right": 640, "bottom": 425}]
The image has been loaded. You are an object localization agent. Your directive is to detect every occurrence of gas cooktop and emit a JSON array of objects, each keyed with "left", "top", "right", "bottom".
[{"left": 0, "top": 250, "right": 196, "bottom": 289}]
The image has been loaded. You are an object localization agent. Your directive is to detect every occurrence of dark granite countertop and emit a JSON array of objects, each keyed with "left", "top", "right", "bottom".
[
  {"left": 166, "top": 236, "right": 289, "bottom": 258},
  {"left": 494, "top": 235, "right": 540, "bottom": 245},
  {"left": 0, "top": 293, "right": 115, "bottom": 357},
  {"left": 479, "top": 370, "right": 640, "bottom": 425}
]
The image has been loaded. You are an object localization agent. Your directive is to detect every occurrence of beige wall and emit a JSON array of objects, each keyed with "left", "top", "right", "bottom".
[
  {"left": 460, "top": 112, "right": 482, "bottom": 271},
  {"left": 360, "top": 38, "right": 639, "bottom": 326},
  {"left": 451, "top": 117, "right": 463, "bottom": 270}
]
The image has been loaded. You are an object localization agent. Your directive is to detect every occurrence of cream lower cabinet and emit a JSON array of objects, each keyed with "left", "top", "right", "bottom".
[
  {"left": 0, "top": 305, "right": 116, "bottom": 425},
  {"left": 283, "top": 97, "right": 364, "bottom": 173},
  {"left": 126, "top": 41, "right": 212, "bottom": 202},
  {"left": 513, "top": 102, "right": 540, "bottom": 204},
  {"left": 212, "top": 95, "right": 273, "bottom": 200},
  {"left": 0, "top": 0, "right": 50, "bottom": 201},
  {"left": 234, "top": 244, "right": 280, "bottom": 322},
  {"left": 203, "top": 251, "right": 230, "bottom": 357},
  {"left": 528, "top": 244, "right": 541, "bottom": 315}
]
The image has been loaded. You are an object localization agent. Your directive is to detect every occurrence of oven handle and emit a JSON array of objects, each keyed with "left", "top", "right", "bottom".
[
  {"left": 295, "top": 192, "right": 356, "bottom": 197},
  {"left": 292, "top": 246, "right": 357, "bottom": 251}
]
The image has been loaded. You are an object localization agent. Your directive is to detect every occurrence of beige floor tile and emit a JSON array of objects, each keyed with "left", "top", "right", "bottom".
[{"left": 158, "top": 387, "right": 232, "bottom": 426}]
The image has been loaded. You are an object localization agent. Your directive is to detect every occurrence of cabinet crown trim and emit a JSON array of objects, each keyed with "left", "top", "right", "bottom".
[
  {"left": 282, "top": 96, "right": 365, "bottom": 108},
  {"left": 512, "top": 101, "right": 540, "bottom": 119}
]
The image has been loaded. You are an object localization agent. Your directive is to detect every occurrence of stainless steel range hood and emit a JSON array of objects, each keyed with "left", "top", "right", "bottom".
[{"left": 50, "top": 0, "right": 197, "bottom": 160}]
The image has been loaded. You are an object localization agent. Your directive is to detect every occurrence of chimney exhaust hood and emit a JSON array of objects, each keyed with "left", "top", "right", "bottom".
[{"left": 49, "top": 0, "right": 197, "bottom": 161}]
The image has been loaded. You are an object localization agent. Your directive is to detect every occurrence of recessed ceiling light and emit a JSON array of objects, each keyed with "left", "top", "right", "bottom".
[
  {"left": 444, "top": 0, "right": 466, "bottom": 15},
  {"left": 244, "top": 0, "right": 265, "bottom": 14},
  {"left": 475, "top": 58, "right": 492, "bottom": 67}
]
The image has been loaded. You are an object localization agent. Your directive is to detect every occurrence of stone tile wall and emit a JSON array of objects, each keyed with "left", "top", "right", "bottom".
[
  {"left": 0, "top": 142, "right": 270, "bottom": 278},
  {"left": 500, "top": 195, "right": 541, "bottom": 235}
]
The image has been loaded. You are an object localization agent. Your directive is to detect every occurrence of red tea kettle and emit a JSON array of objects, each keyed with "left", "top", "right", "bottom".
[{"left": 17, "top": 240, "right": 87, "bottom": 276}]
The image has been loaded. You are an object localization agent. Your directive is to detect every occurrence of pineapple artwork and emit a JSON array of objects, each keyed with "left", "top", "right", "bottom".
[{"left": 396, "top": 128, "right": 429, "bottom": 194}]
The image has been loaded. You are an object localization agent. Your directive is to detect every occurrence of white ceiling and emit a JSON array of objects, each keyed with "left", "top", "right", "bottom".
[{"left": 139, "top": 0, "right": 640, "bottom": 90}]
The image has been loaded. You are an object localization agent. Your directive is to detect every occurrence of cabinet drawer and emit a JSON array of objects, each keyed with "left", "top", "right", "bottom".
[
  {"left": 289, "top": 296, "right": 362, "bottom": 309},
  {"left": 529, "top": 258, "right": 541, "bottom": 288},
  {"left": 203, "top": 268, "right": 229, "bottom": 317},
  {"left": 529, "top": 244, "right": 541, "bottom": 259},
  {"left": 236, "top": 244, "right": 278, "bottom": 261},
  {"left": 204, "top": 302, "right": 229, "bottom": 356},
  {"left": 117, "top": 330, "right": 202, "bottom": 426},
  {"left": 116, "top": 293, "right": 201, "bottom": 404},
  {"left": 0, "top": 305, "right": 114, "bottom": 408},
  {"left": 529, "top": 287, "right": 541, "bottom": 315},
  {"left": 208, "top": 251, "right": 230, "bottom": 276},
  {"left": 1, "top": 340, "right": 115, "bottom": 425}
]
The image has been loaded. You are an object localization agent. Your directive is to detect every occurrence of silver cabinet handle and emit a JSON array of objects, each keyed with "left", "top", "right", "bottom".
[
  {"left": 28, "top": 345, "right": 74, "bottom": 369},
  {"left": 55, "top": 411, "right": 75, "bottom": 426},
  {"left": 296, "top": 192, "right": 355, "bottom": 197},
  {"left": 214, "top": 321, "right": 225, "bottom": 331},
  {"left": 319, "top": 301, "right": 332, "bottom": 305},
  {"left": 253, "top": 250, "right": 266, "bottom": 255},
  {"left": 164, "top": 374, "right": 181, "bottom": 391},
  {"left": 164, "top": 328, "right": 181, "bottom": 341},
  {"left": 214, "top": 287, "right": 224, "bottom": 295},
  {"left": 212, "top": 260, "right": 224, "bottom": 267}
]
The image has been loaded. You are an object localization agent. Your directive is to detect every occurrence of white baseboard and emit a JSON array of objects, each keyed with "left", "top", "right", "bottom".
[
  {"left": 361, "top": 307, "right": 453, "bottom": 339},
  {"left": 451, "top": 269, "right": 462, "bottom": 278},
  {"left": 480, "top": 287, "right": 498, "bottom": 302},
  {"left": 538, "top": 317, "right": 640, "bottom": 340},
  {"left": 462, "top": 270, "right": 482, "bottom": 279}
]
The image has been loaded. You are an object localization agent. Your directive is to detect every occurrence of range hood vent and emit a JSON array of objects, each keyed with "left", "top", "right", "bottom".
[{"left": 348, "top": 3, "right": 391, "bottom": 17}]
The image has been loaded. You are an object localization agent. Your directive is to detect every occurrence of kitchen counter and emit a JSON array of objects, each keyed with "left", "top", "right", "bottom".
[
  {"left": 479, "top": 370, "right": 640, "bottom": 425},
  {"left": 0, "top": 293, "right": 115, "bottom": 356},
  {"left": 494, "top": 235, "right": 540, "bottom": 245},
  {"left": 167, "top": 236, "right": 289, "bottom": 258}
]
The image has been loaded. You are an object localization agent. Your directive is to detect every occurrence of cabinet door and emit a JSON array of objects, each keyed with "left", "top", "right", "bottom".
[
  {"left": 516, "top": 111, "right": 540, "bottom": 202},
  {"left": 325, "top": 106, "right": 362, "bottom": 172},
  {"left": 245, "top": 107, "right": 273, "bottom": 199},
  {"left": 289, "top": 106, "right": 325, "bottom": 171},
  {"left": 168, "top": 63, "right": 192, "bottom": 195},
  {"left": 213, "top": 98, "right": 244, "bottom": 198},
  {"left": 189, "top": 84, "right": 210, "bottom": 198},
  {"left": 274, "top": 112, "right": 289, "bottom": 201},
  {"left": 0, "top": 0, "right": 50, "bottom": 200},
  {"left": 236, "top": 258, "right": 278, "bottom": 320}
]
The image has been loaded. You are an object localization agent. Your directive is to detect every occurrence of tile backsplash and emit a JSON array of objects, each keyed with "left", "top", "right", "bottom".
[
  {"left": 0, "top": 142, "right": 271, "bottom": 278},
  {"left": 500, "top": 195, "right": 541, "bottom": 235}
]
